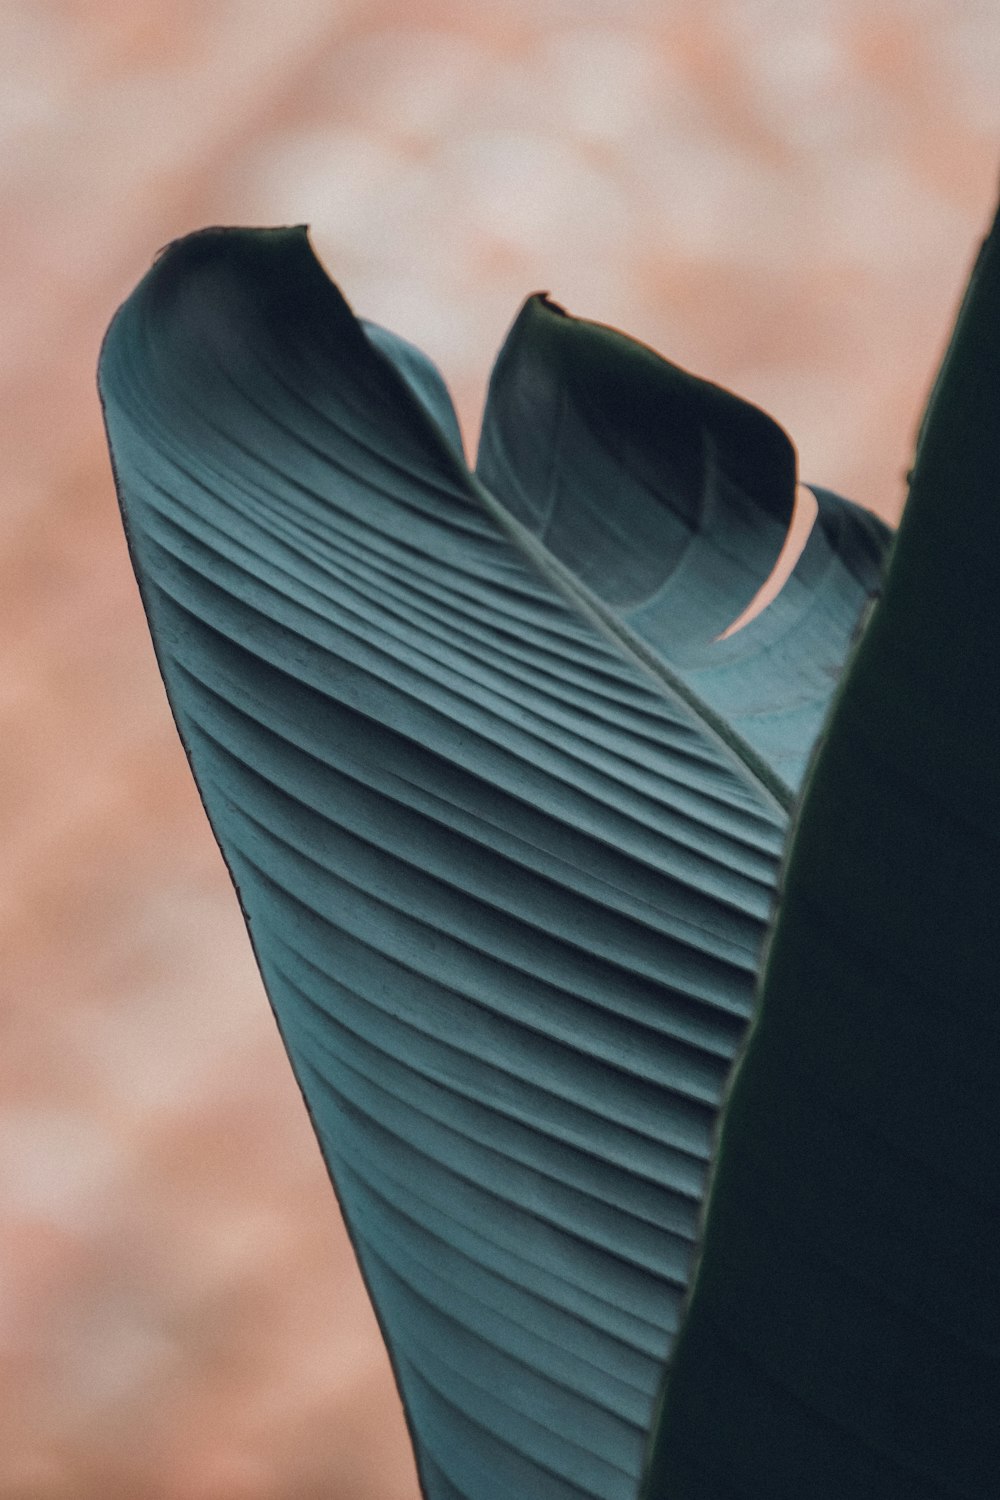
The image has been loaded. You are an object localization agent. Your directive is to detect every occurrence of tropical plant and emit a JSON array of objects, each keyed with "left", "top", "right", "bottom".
[{"left": 97, "top": 194, "right": 997, "bottom": 1500}]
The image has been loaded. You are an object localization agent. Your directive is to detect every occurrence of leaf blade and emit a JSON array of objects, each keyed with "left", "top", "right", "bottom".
[
  {"left": 642, "top": 201, "right": 1000, "bottom": 1500},
  {"left": 100, "top": 226, "right": 885, "bottom": 1500},
  {"left": 477, "top": 297, "right": 893, "bottom": 790},
  {"left": 101, "top": 225, "right": 788, "bottom": 1500}
]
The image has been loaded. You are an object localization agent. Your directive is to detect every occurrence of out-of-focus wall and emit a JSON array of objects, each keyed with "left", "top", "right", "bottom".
[{"left": 1, "top": 2, "right": 996, "bottom": 1495}]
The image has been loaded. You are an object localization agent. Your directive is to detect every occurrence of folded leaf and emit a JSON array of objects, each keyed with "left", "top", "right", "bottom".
[
  {"left": 478, "top": 296, "right": 891, "bottom": 790},
  {"left": 99, "top": 226, "right": 885, "bottom": 1500},
  {"left": 643, "top": 202, "right": 1000, "bottom": 1499}
]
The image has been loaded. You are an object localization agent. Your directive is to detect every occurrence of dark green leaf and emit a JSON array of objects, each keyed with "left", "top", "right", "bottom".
[
  {"left": 478, "top": 295, "right": 891, "bottom": 791},
  {"left": 642, "top": 202, "right": 1000, "bottom": 1500},
  {"left": 361, "top": 317, "right": 467, "bottom": 459},
  {"left": 99, "top": 226, "right": 885, "bottom": 1500}
]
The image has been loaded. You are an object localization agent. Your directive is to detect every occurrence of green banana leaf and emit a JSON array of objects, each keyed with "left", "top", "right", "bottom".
[
  {"left": 477, "top": 293, "right": 891, "bottom": 794},
  {"left": 97, "top": 225, "right": 889, "bottom": 1500},
  {"left": 643, "top": 204, "right": 1000, "bottom": 1500}
]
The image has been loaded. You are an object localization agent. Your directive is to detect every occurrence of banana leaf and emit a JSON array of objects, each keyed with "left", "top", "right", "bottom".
[
  {"left": 98, "top": 225, "right": 889, "bottom": 1500},
  {"left": 643, "top": 203, "right": 1000, "bottom": 1500}
]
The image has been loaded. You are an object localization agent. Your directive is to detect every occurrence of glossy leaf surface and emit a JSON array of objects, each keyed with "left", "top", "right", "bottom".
[
  {"left": 643, "top": 203, "right": 1000, "bottom": 1500},
  {"left": 99, "top": 226, "right": 887, "bottom": 1500}
]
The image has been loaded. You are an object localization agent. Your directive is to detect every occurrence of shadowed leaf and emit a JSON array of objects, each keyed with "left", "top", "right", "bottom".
[
  {"left": 643, "top": 201, "right": 1000, "bottom": 1500},
  {"left": 478, "top": 295, "right": 891, "bottom": 791}
]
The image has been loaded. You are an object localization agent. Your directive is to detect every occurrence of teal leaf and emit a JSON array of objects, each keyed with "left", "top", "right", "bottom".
[
  {"left": 478, "top": 295, "right": 892, "bottom": 791},
  {"left": 98, "top": 225, "right": 886, "bottom": 1500},
  {"left": 642, "top": 201, "right": 1000, "bottom": 1499},
  {"left": 361, "top": 317, "right": 467, "bottom": 460}
]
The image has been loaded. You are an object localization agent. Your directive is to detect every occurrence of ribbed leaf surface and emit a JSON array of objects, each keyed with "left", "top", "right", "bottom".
[
  {"left": 643, "top": 205, "right": 1000, "bottom": 1499},
  {"left": 99, "top": 226, "right": 885, "bottom": 1500},
  {"left": 478, "top": 296, "right": 892, "bottom": 792}
]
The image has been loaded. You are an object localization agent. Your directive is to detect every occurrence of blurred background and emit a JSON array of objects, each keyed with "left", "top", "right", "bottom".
[{"left": 1, "top": 1, "right": 997, "bottom": 1496}]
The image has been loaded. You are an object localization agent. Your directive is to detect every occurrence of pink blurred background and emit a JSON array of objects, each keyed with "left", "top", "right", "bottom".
[{"left": 1, "top": 2, "right": 997, "bottom": 1496}]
